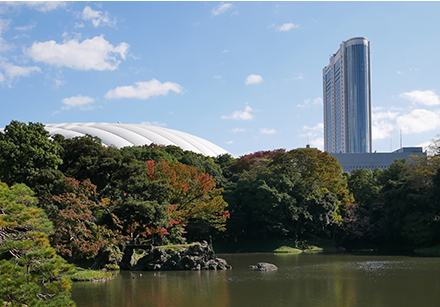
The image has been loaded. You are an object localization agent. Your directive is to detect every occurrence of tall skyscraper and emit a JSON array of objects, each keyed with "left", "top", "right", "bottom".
[{"left": 323, "top": 37, "right": 372, "bottom": 153}]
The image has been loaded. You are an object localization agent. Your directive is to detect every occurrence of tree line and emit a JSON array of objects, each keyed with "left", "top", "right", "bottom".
[{"left": 1, "top": 120, "right": 439, "bottom": 305}]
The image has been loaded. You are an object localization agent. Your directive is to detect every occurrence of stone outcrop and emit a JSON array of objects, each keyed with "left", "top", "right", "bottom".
[
  {"left": 121, "top": 242, "right": 232, "bottom": 271},
  {"left": 249, "top": 262, "right": 278, "bottom": 271}
]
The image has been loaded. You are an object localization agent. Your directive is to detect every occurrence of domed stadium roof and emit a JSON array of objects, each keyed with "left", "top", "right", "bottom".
[{"left": 43, "top": 122, "right": 229, "bottom": 157}]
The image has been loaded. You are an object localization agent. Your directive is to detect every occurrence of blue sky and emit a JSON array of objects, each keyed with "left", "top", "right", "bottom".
[{"left": 1, "top": 1, "right": 440, "bottom": 157}]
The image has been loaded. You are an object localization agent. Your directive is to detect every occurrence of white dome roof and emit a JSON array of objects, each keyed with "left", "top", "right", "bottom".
[{"left": 43, "top": 122, "right": 229, "bottom": 157}]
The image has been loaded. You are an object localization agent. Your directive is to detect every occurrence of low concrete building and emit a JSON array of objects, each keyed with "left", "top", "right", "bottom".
[{"left": 330, "top": 147, "right": 426, "bottom": 173}]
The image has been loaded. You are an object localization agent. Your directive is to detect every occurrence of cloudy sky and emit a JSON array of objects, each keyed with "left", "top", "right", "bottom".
[{"left": 1, "top": 1, "right": 440, "bottom": 156}]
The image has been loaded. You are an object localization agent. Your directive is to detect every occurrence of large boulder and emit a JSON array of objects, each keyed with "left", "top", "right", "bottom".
[
  {"left": 121, "top": 243, "right": 232, "bottom": 271},
  {"left": 119, "top": 248, "right": 137, "bottom": 270},
  {"left": 250, "top": 262, "right": 278, "bottom": 272}
]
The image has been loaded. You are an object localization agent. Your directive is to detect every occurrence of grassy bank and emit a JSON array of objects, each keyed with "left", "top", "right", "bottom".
[
  {"left": 414, "top": 244, "right": 440, "bottom": 256},
  {"left": 213, "top": 236, "right": 343, "bottom": 254},
  {"left": 155, "top": 242, "right": 201, "bottom": 252},
  {"left": 69, "top": 267, "right": 117, "bottom": 282}
]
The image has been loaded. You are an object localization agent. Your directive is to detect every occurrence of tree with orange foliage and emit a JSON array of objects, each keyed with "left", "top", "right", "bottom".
[
  {"left": 230, "top": 149, "right": 286, "bottom": 173},
  {"left": 50, "top": 178, "right": 124, "bottom": 264},
  {"left": 146, "top": 161, "right": 229, "bottom": 241}
]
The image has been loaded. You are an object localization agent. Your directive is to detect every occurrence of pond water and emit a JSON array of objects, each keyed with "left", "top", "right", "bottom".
[{"left": 72, "top": 253, "right": 440, "bottom": 307}]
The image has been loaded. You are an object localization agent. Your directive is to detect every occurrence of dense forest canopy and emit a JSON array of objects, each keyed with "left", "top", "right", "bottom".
[{"left": 1, "top": 120, "right": 439, "bottom": 305}]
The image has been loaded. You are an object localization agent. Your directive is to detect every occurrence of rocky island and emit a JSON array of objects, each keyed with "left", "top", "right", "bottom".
[{"left": 120, "top": 242, "right": 232, "bottom": 271}]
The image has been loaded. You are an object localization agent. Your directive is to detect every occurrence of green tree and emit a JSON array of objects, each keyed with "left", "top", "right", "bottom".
[
  {"left": 224, "top": 150, "right": 349, "bottom": 242},
  {"left": 0, "top": 120, "right": 64, "bottom": 193},
  {"left": 398, "top": 155, "right": 440, "bottom": 246},
  {"left": 105, "top": 163, "right": 172, "bottom": 245},
  {"left": 58, "top": 135, "right": 149, "bottom": 199},
  {"left": 227, "top": 159, "right": 307, "bottom": 240},
  {"left": 178, "top": 151, "right": 225, "bottom": 185},
  {"left": 120, "top": 143, "right": 177, "bottom": 163},
  {"left": 357, "top": 155, "right": 440, "bottom": 248},
  {"left": 0, "top": 182, "right": 75, "bottom": 306},
  {"left": 347, "top": 168, "right": 380, "bottom": 208}
]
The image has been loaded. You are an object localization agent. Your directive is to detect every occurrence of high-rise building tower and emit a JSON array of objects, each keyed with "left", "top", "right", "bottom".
[{"left": 323, "top": 37, "right": 372, "bottom": 153}]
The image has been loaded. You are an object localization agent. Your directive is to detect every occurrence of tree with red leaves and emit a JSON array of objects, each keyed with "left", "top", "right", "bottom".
[
  {"left": 231, "top": 149, "right": 286, "bottom": 173},
  {"left": 50, "top": 178, "right": 124, "bottom": 264},
  {"left": 147, "top": 161, "right": 229, "bottom": 240}
]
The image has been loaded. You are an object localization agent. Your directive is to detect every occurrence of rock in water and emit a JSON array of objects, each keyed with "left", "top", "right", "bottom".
[
  {"left": 250, "top": 262, "right": 278, "bottom": 271},
  {"left": 124, "top": 242, "right": 232, "bottom": 271}
]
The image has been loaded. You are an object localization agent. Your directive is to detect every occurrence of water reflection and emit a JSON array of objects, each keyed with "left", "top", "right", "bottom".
[{"left": 72, "top": 254, "right": 440, "bottom": 307}]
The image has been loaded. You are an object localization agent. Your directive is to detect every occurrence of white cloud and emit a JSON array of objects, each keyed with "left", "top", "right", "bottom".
[
  {"left": 0, "top": 18, "right": 11, "bottom": 35},
  {"left": 276, "top": 23, "right": 299, "bottom": 32},
  {"left": 225, "top": 140, "right": 234, "bottom": 145},
  {"left": 372, "top": 106, "right": 384, "bottom": 112},
  {"left": 212, "top": 3, "right": 234, "bottom": 16},
  {"left": 260, "top": 128, "right": 276, "bottom": 135},
  {"left": 12, "top": 2, "right": 68, "bottom": 13},
  {"left": 400, "top": 90, "right": 440, "bottom": 106},
  {"left": 105, "top": 79, "right": 184, "bottom": 100},
  {"left": 1, "top": 62, "right": 41, "bottom": 80},
  {"left": 12, "top": 33, "right": 29, "bottom": 39},
  {"left": 74, "top": 22, "right": 84, "bottom": 29},
  {"left": 0, "top": 37, "right": 13, "bottom": 52},
  {"left": 286, "top": 72, "right": 304, "bottom": 81},
  {"left": 25, "top": 35, "right": 129, "bottom": 71},
  {"left": 141, "top": 121, "right": 167, "bottom": 127},
  {"left": 221, "top": 105, "right": 253, "bottom": 120},
  {"left": 372, "top": 120, "right": 395, "bottom": 141},
  {"left": 0, "top": 72, "right": 4, "bottom": 83},
  {"left": 81, "top": 6, "right": 116, "bottom": 28},
  {"left": 0, "top": 19, "right": 13, "bottom": 53},
  {"left": 397, "top": 109, "right": 440, "bottom": 134},
  {"left": 302, "top": 123, "right": 323, "bottom": 134},
  {"left": 213, "top": 75, "right": 222, "bottom": 79},
  {"left": 301, "top": 123, "right": 324, "bottom": 150},
  {"left": 229, "top": 128, "right": 245, "bottom": 133},
  {"left": 61, "top": 95, "right": 95, "bottom": 110},
  {"left": 417, "top": 140, "right": 434, "bottom": 155},
  {"left": 373, "top": 111, "right": 398, "bottom": 121},
  {"left": 297, "top": 97, "right": 322, "bottom": 108},
  {"left": 54, "top": 79, "right": 65, "bottom": 88},
  {"left": 14, "top": 21, "right": 36, "bottom": 31},
  {"left": 310, "top": 137, "right": 324, "bottom": 150},
  {"left": 222, "top": 50, "right": 229, "bottom": 53},
  {"left": 372, "top": 111, "right": 399, "bottom": 141},
  {"left": 25, "top": 1, "right": 66, "bottom": 13},
  {"left": 245, "top": 74, "right": 263, "bottom": 85}
]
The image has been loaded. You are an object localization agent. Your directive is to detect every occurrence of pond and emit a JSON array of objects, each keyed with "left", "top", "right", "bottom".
[{"left": 72, "top": 253, "right": 440, "bottom": 307}]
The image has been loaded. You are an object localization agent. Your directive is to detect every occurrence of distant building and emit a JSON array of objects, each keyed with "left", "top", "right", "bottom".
[
  {"left": 323, "top": 37, "right": 372, "bottom": 153},
  {"left": 40, "top": 122, "right": 230, "bottom": 157},
  {"left": 330, "top": 147, "right": 426, "bottom": 173}
]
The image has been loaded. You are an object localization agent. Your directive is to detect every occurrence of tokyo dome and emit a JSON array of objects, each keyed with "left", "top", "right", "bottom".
[{"left": 43, "top": 122, "right": 229, "bottom": 157}]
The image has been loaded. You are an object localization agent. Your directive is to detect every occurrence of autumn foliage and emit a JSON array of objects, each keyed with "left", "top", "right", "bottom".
[
  {"left": 146, "top": 161, "right": 229, "bottom": 232},
  {"left": 3, "top": 120, "right": 440, "bottom": 278},
  {"left": 50, "top": 178, "right": 124, "bottom": 263},
  {"left": 231, "top": 149, "right": 286, "bottom": 173}
]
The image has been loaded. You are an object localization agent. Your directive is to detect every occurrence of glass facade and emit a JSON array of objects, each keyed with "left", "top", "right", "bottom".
[
  {"left": 334, "top": 59, "right": 343, "bottom": 153},
  {"left": 323, "top": 38, "right": 371, "bottom": 153},
  {"left": 346, "top": 43, "right": 371, "bottom": 153},
  {"left": 325, "top": 69, "right": 333, "bottom": 151}
]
